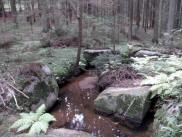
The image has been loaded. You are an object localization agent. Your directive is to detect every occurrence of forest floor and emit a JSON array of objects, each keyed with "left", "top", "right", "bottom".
[{"left": 0, "top": 13, "right": 182, "bottom": 137}]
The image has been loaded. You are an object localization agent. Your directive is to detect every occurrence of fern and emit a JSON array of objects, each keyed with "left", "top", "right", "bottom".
[{"left": 10, "top": 104, "right": 56, "bottom": 135}]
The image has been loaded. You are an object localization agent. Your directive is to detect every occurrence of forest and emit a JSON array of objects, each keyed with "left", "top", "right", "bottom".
[{"left": 0, "top": 0, "right": 182, "bottom": 137}]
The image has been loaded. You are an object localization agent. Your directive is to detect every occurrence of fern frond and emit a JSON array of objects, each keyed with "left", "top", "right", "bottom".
[
  {"left": 17, "top": 123, "right": 32, "bottom": 133},
  {"left": 36, "top": 104, "right": 46, "bottom": 116},
  {"left": 28, "top": 121, "right": 48, "bottom": 135},
  {"left": 39, "top": 113, "right": 56, "bottom": 123},
  {"left": 10, "top": 119, "right": 32, "bottom": 129}
]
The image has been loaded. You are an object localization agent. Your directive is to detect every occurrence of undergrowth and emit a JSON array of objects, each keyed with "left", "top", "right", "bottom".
[{"left": 132, "top": 55, "right": 182, "bottom": 137}]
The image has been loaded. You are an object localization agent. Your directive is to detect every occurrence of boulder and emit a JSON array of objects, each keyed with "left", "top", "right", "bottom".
[
  {"left": 3, "top": 128, "right": 92, "bottom": 137},
  {"left": 94, "top": 86, "right": 151, "bottom": 128},
  {"left": 83, "top": 49, "right": 112, "bottom": 64},
  {"left": 134, "top": 50, "right": 162, "bottom": 57},
  {"left": 11, "top": 63, "right": 59, "bottom": 111}
]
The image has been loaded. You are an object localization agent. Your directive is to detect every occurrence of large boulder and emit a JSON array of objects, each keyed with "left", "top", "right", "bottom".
[
  {"left": 94, "top": 86, "right": 151, "bottom": 128},
  {"left": 83, "top": 49, "right": 112, "bottom": 64},
  {"left": 11, "top": 63, "right": 59, "bottom": 111}
]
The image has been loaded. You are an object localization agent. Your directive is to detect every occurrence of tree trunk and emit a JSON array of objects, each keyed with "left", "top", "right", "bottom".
[
  {"left": 167, "top": 0, "right": 176, "bottom": 33},
  {"left": 0, "top": 0, "right": 6, "bottom": 22},
  {"left": 10, "top": 0, "right": 18, "bottom": 27},
  {"left": 128, "top": 0, "right": 133, "bottom": 40},
  {"left": 136, "top": 0, "right": 141, "bottom": 28},
  {"left": 39, "top": 0, "right": 50, "bottom": 32},
  {"left": 175, "top": 0, "right": 181, "bottom": 28},
  {"left": 75, "top": 0, "right": 83, "bottom": 67},
  {"left": 158, "top": 0, "right": 163, "bottom": 37},
  {"left": 153, "top": 0, "right": 160, "bottom": 43}
]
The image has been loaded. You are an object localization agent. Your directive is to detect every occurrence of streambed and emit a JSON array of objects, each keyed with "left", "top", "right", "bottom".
[{"left": 51, "top": 70, "right": 153, "bottom": 137}]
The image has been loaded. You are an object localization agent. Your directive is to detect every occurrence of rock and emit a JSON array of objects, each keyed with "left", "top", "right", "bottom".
[
  {"left": 12, "top": 63, "right": 59, "bottom": 111},
  {"left": 83, "top": 49, "right": 112, "bottom": 64},
  {"left": 0, "top": 113, "right": 19, "bottom": 137},
  {"left": 94, "top": 86, "right": 151, "bottom": 128},
  {"left": 134, "top": 50, "right": 162, "bottom": 57},
  {"left": 3, "top": 128, "right": 92, "bottom": 137}
]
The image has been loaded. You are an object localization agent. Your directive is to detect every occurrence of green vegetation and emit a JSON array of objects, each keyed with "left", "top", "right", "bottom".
[
  {"left": 10, "top": 104, "right": 56, "bottom": 135},
  {"left": 132, "top": 55, "right": 182, "bottom": 137},
  {"left": 91, "top": 53, "right": 123, "bottom": 72}
]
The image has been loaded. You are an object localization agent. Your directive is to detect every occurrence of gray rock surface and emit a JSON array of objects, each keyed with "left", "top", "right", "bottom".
[
  {"left": 134, "top": 50, "right": 162, "bottom": 57},
  {"left": 94, "top": 86, "right": 151, "bottom": 128},
  {"left": 2, "top": 128, "right": 93, "bottom": 137},
  {"left": 12, "top": 63, "right": 59, "bottom": 111}
]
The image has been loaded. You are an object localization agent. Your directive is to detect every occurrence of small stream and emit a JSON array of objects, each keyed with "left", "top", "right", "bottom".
[{"left": 50, "top": 70, "right": 153, "bottom": 137}]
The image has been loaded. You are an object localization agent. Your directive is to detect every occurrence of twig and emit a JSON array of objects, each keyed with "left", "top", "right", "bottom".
[
  {"left": 7, "top": 83, "right": 29, "bottom": 99},
  {"left": 7, "top": 86, "right": 21, "bottom": 110},
  {"left": 8, "top": 73, "right": 16, "bottom": 84},
  {"left": 0, "top": 94, "right": 6, "bottom": 106}
]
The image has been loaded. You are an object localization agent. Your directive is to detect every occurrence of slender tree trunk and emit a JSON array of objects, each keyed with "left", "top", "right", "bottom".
[
  {"left": 0, "top": 0, "right": 6, "bottom": 22},
  {"left": 153, "top": 0, "right": 160, "bottom": 43},
  {"left": 39, "top": 0, "right": 50, "bottom": 32},
  {"left": 128, "top": 0, "right": 133, "bottom": 40},
  {"left": 10, "top": 0, "right": 18, "bottom": 27},
  {"left": 136, "top": 0, "right": 141, "bottom": 28},
  {"left": 75, "top": 0, "right": 83, "bottom": 67},
  {"left": 158, "top": 0, "right": 163, "bottom": 37},
  {"left": 113, "top": 0, "right": 116, "bottom": 51},
  {"left": 167, "top": 0, "right": 176, "bottom": 33},
  {"left": 175, "top": 0, "right": 181, "bottom": 28},
  {"left": 18, "top": 0, "right": 22, "bottom": 12}
]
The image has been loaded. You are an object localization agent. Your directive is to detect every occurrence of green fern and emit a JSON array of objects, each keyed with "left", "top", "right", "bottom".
[{"left": 10, "top": 104, "right": 56, "bottom": 135}]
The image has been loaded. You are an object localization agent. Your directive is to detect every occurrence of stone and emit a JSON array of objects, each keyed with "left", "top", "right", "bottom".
[
  {"left": 94, "top": 86, "right": 151, "bottom": 128},
  {"left": 134, "top": 50, "right": 162, "bottom": 57},
  {"left": 3, "top": 128, "right": 92, "bottom": 137},
  {"left": 83, "top": 49, "right": 112, "bottom": 64},
  {"left": 0, "top": 113, "right": 19, "bottom": 137},
  {"left": 12, "top": 63, "right": 59, "bottom": 111}
]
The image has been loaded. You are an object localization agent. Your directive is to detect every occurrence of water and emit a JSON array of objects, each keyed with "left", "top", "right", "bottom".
[{"left": 51, "top": 70, "right": 153, "bottom": 137}]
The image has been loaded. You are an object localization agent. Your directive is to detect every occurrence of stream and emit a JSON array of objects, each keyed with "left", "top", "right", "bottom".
[{"left": 50, "top": 70, "right": 153, "bottom": 137}]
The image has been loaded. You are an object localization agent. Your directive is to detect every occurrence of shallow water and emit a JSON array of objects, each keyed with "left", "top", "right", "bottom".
[{"left": 51, "top": 70, "right": 153, "bottom": 137}]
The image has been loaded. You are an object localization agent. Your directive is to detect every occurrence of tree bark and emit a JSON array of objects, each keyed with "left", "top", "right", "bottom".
[
  {"left": 153, "top": 0, "right": 160, "bottom": 43},
  {"left": 128, "top": 0, "right": 133, "bottom": 40},
  {"left": 10, "top": 0, "right": 18, "bottom": 27},
  {"left": 167, "top": 0, "right": 176, "bottom": 33},
  {"left": 75, "top": 0, "right": 83, "bottom": 67},
  {"left": 0, "top": 0, "right": 6, "bottom": 22},
  {"left": 39, "top": 0, "right": 51, "bottom": 32}
]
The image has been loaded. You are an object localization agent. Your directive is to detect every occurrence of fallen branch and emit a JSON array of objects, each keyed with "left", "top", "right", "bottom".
[{"left": 7, "top": 83, "right": 29, "bottom": 99}]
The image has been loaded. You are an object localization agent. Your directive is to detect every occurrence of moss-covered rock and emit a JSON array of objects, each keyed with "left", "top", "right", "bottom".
[
  {"left": 83, "top": 49, "right": 112, "bottom": 65},
  {"left": 94, "top": 86, "right": 151, "bottom": 128},
  {"left": 10, "top": 63, "right": 59, "bottom": 111}
]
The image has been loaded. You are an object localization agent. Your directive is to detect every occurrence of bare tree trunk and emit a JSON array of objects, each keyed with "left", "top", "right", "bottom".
[
  {"left": 10, "top": 0, "right": 18, "bottom": 27},
  {"left": 175, "top": 0, "right": 181, "bottom": 28},
  {"left": 167, "top": 0, "right": 176, "bottom": 33},
  {"left": 113, "top": 0, "right": 116, "bottom": 51},
  {"left": 136, "top": 0, "right": 141, "bottom": 28},
  {"left": 39, "top": 0, "right": 51, "bottom": 32},
  {"left": 18, "top": 0, "right": 22, "bottom": 12},
  {"left": 153, "top": 0, "right": 160, "bottom": 43},
  {"left": 128, "top": 0, "right": 133, "bottom": 40},
  {"left": 75, "top": 0, "right": 83, "bottom": 67},
  {"left": 0, "top": 0, "right": 6, "bottom": 22},
  {"left": 158, "top": 0, "right": 163, "bottom": 37}
]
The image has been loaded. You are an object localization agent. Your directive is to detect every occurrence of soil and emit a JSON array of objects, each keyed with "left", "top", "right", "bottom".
[{"left": 50, "top": 70, "right": 153, "bottom": 137}]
